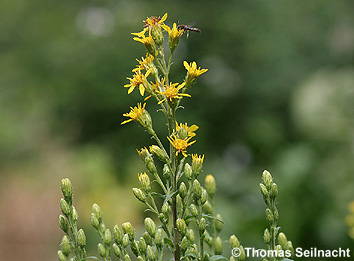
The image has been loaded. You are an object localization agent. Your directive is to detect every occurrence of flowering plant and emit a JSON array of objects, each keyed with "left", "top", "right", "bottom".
[{"left": 57, "top": 13, "right": 293, "bottom": 261}]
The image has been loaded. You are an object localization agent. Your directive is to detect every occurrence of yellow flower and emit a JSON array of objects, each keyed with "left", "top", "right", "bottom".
[
  {"left": 158, "top": 82, "right": 190, "bottom": 104},
  {"left": 124, "top": 69, "right": 151, "bottom": 96},
  {"left": 132, "top": 54, "right": 155, "bottom": 73},
  {"left": 191, "top": 154, "right": 205, "bottom": 173},
  {"left": 167, "top": 134, "right": 196, "bottom": 157},
  {"left": 162, "top": 23, "right": 184, "bottom": 39},
  {"left": 144, "top": 13, "right": 168, "bottom": 28},
  {"left": 183, "top": 61, "right": 208, "bottom": 81},
  {"left": 121, "top": 103, "right": 147, "bottom": 125},
  {"left": 132, "top": 28, "right": 156, "bottom": 55},
  {"left": 176, "top": 122, "right": 199, "bottom": 138}
]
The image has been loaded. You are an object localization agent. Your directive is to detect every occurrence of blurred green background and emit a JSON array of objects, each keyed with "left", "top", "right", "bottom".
[{"left": 1, "top": 0, "right": 354, "bottom": 260}]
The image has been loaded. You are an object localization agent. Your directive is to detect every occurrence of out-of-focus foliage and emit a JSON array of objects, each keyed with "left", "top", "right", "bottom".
[{"left": 1, "top": 0, "right": 354, "bottom": 260}]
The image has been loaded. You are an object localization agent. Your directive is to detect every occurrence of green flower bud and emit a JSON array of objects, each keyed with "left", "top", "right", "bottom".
[
  {"left": 113, "top": 225, "right": 123, "bottom": 244},
  {"left": 60, "top": 178, "right": 72, "bottom": 201},
  {"left": 179, "top": 182, "right": 187, "bottom": 198},
  {"left": 133, "top": 188, "right": 146, "bottom": 202},
  {"left": 77, "top": 229, "right": 86, "bottom": 247},
  {"left": 186, "top": 244, "right": 198, "bottom": 257},
  {"left": 112, "top": 243, "right": 121, "bottom": 257},
  {"left": 122, "top": 222, "right": 134, "bottom": 239},
  {"left": 137, "top": 147, "right": 150, "bottom": 160},
  {"left": 186, "top": 229, "right": 195, "bottom": 242},
  {"left": 144, "top": 217, "right": 156, "bottom": 237},
  {"left": 199, "top": 217, "right": 207, "bottom": 231},
  {"left": 57, "top": 250, "right": 67, "bottom": 261},
  {"left": 265, "top": 208, "right": 274, "bottom": 223},
  {"left": 98, "top": 243, "right": 106, "bottom": 257},
  {"left": 163, "top": 164, "right": 171, "bottom": 179},
  {"left": 147, "top": 245, "right": 156, "bottom": 261},
  {"left": 214, "top": 236, "right": 223, "bottom": 255},
  {"left": 189, "top": 204, "right": 199, "bottom": 217},
  {"left": 264, "top": 228, "right": 271, "bottom": 244},
  {"left": 60, "top": 235, "right": 71, "bottom": 256},
  {"left": 203, "top": 231, "right": 212, "bottom": 246},
  {"left": 131, "top": 240, "right": 140, "bottom": 256},
  {"left": 273, "top": 208, "right": 279, "bottom": 221},
  {"left": 181, "top": 236, "right": 189, "bottom": 250},
  {"left": 72, "top": 206, "right": 78, "bottom": 222},
  {"left": 137, "top": 256, "right": 144, "bottom": 261},
  {"left": 124, "top": 254, "right": 132, "bottom": 261},
  {"left": 104, "top": 228, "right": 112, "bottom": 245},
  {"left": 229, "top": 235, "right": 240, "bottom": 248},
  {"left": 176, "top": 218, "right": 187, "bottom": 235},
  {"left": 239, "top": 246, "right": 246, "bottom": 260},
  {"left": 200, "top": 189, "right": 208, "bottom": 205},
  {"left": 143, "top": 231, "right": 153, "bottom": 245},
  {"left": 177, "top": 195, "right": 183, "bottom": 214},
  {"left": 59, "top": 215, "right": 69, "bottom": 233},
  {"left": 99, "top": 222, "right": 106, "bottom": 234},
  {"left": 184, "top": 163, "right": 193, "bottom": 180},
  {"left": 215, "top": 214, "right": 224, "bottom": 232},
  {"left": 262, "top": 170, "right": 273, "bottom": 187},
  {"left": 270, "top": 183, "right": 278, "bottom": 198},
  {"left": 90, "top": 213, "right": 100, "bottom": 229},
  {"left": 92, "top": 203, "right": 102, "bottom": 220},
  {"left": 145, "top": 156, "right": 157, "bottom": 174},
  {"left": 259, "top": 183, "right": 269, "bottom": 198},
  {"left": 122, "top": 234, "right": 130, "bottom": 247},
  {"left": 138, "top": 237, "right": 147, "bottom": 252},
  {"left": 155, "top": 228, "right": 164, "bottom": 247},
  {"left": 149, "top": 145, "right": 169, "bottom": 163},
  {"left": 203, "top": 201, "right": 213, "bottom": 214},
  {"left": 162, "top": 202, "right": 170, "bottom": 216},
  {"left": 193, "top": 179, "right": 202, "bottom": 198},
  {"left": 204, "top": 175, "right": 216, "bottom": 196},
  {"left": 138, "top": 173, "right": 151, "bottom": 191},
  {"left": 278, "top": 232, "right": 288, "bottom": 250},
  {"left": 288, "top": 240, "right": 294, "bottom": 253},
  {"left": 60, "top": 199, "right": 71, "bottom": 216}
]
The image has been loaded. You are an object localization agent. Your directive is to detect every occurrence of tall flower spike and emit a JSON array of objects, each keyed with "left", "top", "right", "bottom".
[
  {"left": 158, "top": 82, "right": 190, "bottom": 104},
  {"left": 167, "top": 134, "right": 196, "bottom": 157},
  {"left": 184, "top": 61, "right": 208, "bottom": 83},
  {"left": 124, "top": 69, "right": 151, "bottom": 96}
]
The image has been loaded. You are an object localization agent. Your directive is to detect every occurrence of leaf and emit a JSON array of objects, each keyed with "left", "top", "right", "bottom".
[{"left": 209, "top": 255, "right": 228, "bottom": 260}]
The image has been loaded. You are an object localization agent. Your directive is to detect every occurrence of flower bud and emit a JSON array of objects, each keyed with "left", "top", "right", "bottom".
[
  {"left": 189, "top": 204, "right": 198, "bottom": 217},
  {"left": 204, "top": 231, "right": 212, "bottom": 246},
  {"left": 215, "top": 214, "right": 224, "bottom": 232},
  {"left": 200, "top": 189, "right": 208, "bottom": 205},
  {"left": 133, "top": 188, "right": 146, "bottom": 202},
  {"left": 203, "top": 201, "right": 213, "bottom": 214},
  {"left": 137, "top": 147, "right": 150, "bottom": 160},
  {"left": 60, "top": 235, "right": 71, "bottom": 256},
  {"left": 192, "top": 154, "right": 204, "bottom": 175},
  {"left": 193, "top": 179, "right": 202, "bottom": 198},
  {"left": 199, "top": 217, "right": 207, "bottom": 231},
  {"left": 104, "top": 228, "right": 112, "bottom": 245},
  {"left": 122, "top": 234, "right": 130, "bottom": 247},
  {"left": 162, "top": 202, "right": 171, "bottom": 216},
  {"left": 265, "top": 208, "right": 274, "bottom": 223},
  {"left": 181, "top": 236, "right": 189, "bottom": 250},
  {"left": 147, "top": 245, "right": 156, "bottom": 261},
  {"left": 288, "top": 240, "right": 294, "bottom": 253},
  {"left": 130, "top": 240, "right": 140, "bottom": 256},
  {"left": 229, "top": 235, "right": 240, "bottom": 248},
  {"left": 60, "top": 199, "right": 71, "bottom": 216},
  {"left": 262, "top": 170, "right": 273, "bottom": 187},
  {"left": 176, "top": 218, "right": 187, "bottom": 235},
  {"left": 163, "top": 164, "right": 171, "bottom": 179},
  {"left": 270, "top": 183, "right": 278, "bottom": 198},
  {"left": 155, "top": 228, "right": 164, "bottom": 247},
  {"left": 144, "top": 217, "right": 156, "bottom": 237},
  {"left": 57, "top": 250, "right": 67, "bottom": 261},
  {"left": 186, "top": 244, "right": 198, "bottom": 256},
  {"left": 145, "top": 156, "right": 157, "bottom": 175},
  {"left": 143, "top": 231, "right": 153, "bottom": 245},
  {"left": 124, "top": 254, "right": 131, "bottom": 261},
  {"left": 60, "top": 178, "right": 72, "bottom": 201},
  {"left": 137, "top": 256, "right": 144, "bottom": 261},
  {"left": 112, "top": 243, "right": 121, "bottom": 257},
  {"left": 273, "top": 208, "right": 279, "bottom": 221},
  {"left": 98, "top": 243, "right": 106, "bottom": 257},
  {"left": 259, "top": 183, "right": 268, "bottom": 198},
  {"left": 151, "top": 26, "right": 163, "bottom": 46},
  {"left": 92, "top": 203, "right": 102, "bottom": 220},
  {"left": 99, "top": 223, "right": 106, "bottom": 234},
  {"left": 184, "top": 163, "right": 193, "bottom": 180},
  {"left": 113, "top": 225, "right": 123, "bottom": 244},
  {"left": 179, "top": 182, "right": 187, "bottom": 198},
  {"left": 59, "top": 215, "right": 69, "bottom": 233},
  {"left": 278, "top": 232, "right": 288, "bottom": 250},
  {"left": 204, "top": 175, "right": 216, "bottom": 196},
  {"left": 149, "top": 145, "right": 169, "bottom": 163},
  {"left": 214, "top": 236, "right": 223, "bottom": 254},
  {"left": 264, "top": 228, "right": 271, "bottom": 244},
  {"left": 186, "top": 229, "right": 195, "bottom": 242},
  {"left": 122, "top": 222, "right": 134, "bottom": 239},
  {"left": 138, "top": 237, "right": 147, "bottom": 253},
  {"left": 72, "top": 206, "right": 78, "bottom": 222},
  {"left": 138, "top": 173, "right": 151, "bottom": 192},
  {"left": 77, "top": 229, "right": 86, "bottom": 247},
  {"left": 177, "top": 195, "right": 183, "bottom": 214},
  {"left": 90, "top": 213, "right": 100, "bottom": 229},
  {"left": 239, "top": 246, "right": 246, "bottom": 260}
]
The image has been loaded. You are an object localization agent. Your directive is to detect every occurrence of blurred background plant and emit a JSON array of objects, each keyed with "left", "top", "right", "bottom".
[{"left": 0, "top": 0, "right": 354, "bottom": 260}]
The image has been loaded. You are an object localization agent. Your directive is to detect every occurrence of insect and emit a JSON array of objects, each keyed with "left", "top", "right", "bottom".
[{"left": 177, "top": 24, "right": 201, "bottom": 33}]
